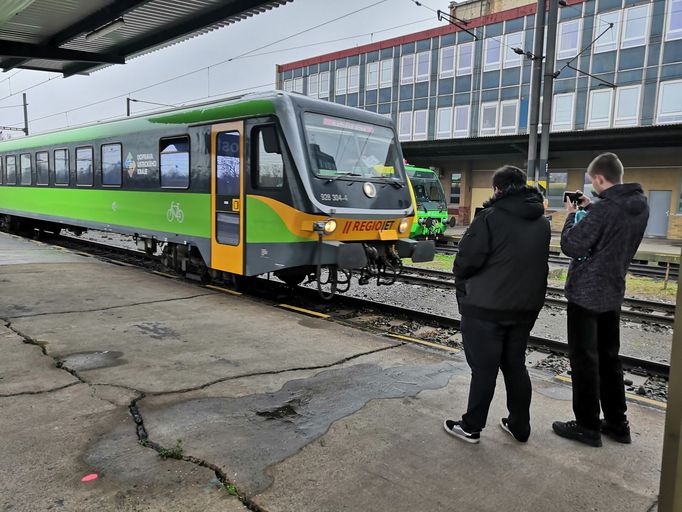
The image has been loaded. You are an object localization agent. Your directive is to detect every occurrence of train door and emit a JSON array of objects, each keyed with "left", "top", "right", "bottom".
[{"left": 211, "top": 121, "right": 244, "bottom": 274}]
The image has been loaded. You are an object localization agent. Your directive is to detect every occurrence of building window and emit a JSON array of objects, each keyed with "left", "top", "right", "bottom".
[
  {"left": 622, "top": 4, "right": 649, "bottom": 48},
  {"left": 160, "top": 137, "right": 190, "bottom": 189},
  {"left": 366, "top": 61, "right": 379, "bottom": 89},
  {"left": 558, "top": 19, "right": 581, "bottom": 60},
  {"left": 499, "top": 100, "right": 518, "bottom": 135},
  {"left": 308, "top": 74, "right": 319, "bottom": 98},
  {"left": 54, "top": 149, "right": 69, "bottom": 185},
  {"left": 657, "top": 79, "right": 682, "bottom": 123},
  {"left": 380, "top": 59, "right": 393, "bottom": 87},
  {"left": 480, "top": 102, "right": 498, "bottom": 136},
  {"left": 20, "top": 154, "right": 31, "bottom": 185},
  {"left": 454, "top": 105, "right": 470, "bottom": 137},
  {"left": 413, "top": 110, "right": 428, "bottom": 140},
  {"left": 552, "top": 93, "right": 575, "bottom": 131},
  {"left": 401, "top": 54, "right": 415, "bottom": 84},
  {"left": 335, "top": 68, "right": 347, "bottom": 95},
  {"left": 665, "top": 0, "right": 682, "bottom": 41},
  {"left": 594, "top": 11, "right": 621, "bottom": 53},
  {"left": 398, "top": 111, "right": 412, "bottom": 141},
  {"left": 547, "top": 171, "right": 568, "bottom": 208},
  {"left": 503, "top": 32, "right": 523, "bottom": 68},
  {"left": 440, "top": 46, "right": 455, "bottom": 78},
  {"left": 36, "top": 151, "right": 49, "bottom": 185},
  {"left": 283, "top": 79, "right": 293, "bottom": 92},
  {"left": 437, "top": 107, "right": 452, "bottom": 139},
  {"left": 587, "top": 89, "right": 614, "bottom": 129},
  {"left": 416, "top": 51, "right": 430, "bottom": 82},
  {"left": 457, "top": 42, "right": 473, "bottom": 75},
  {"left": 5, "top": 156, "right": 16, "bottom": 185},
  {"left": 293, "top": 77, "right": 303, "bottom": 93},
  {"left": 614, "top": 85, "right": 641, "bottom": 126},
  {"left": 450, "top": 172, "right": 461, "bottom": 205},
  {"left": 101, "top": 143, "right": 122, "bottom": 186},
  {"left": 348, "top": 65, "right": 359, "bottom": 92},
  {"left": 75, "top": 147, "right": 93, "bottom": 186},
  {"left": 484, "top": 38, "right": 501, "bottom": 71},
  {"left": 319, "top": 71, "right": 330, "bottom": 97}
]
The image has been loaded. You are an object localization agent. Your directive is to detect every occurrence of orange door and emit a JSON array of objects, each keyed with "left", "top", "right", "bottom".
[{"left": 210, "top": 121, "right": 244, "bottom": 274}]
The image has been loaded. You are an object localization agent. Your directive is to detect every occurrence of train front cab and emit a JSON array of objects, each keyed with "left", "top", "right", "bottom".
[{"left": 206, "top": 98, "right": 434, "bottom": 292}]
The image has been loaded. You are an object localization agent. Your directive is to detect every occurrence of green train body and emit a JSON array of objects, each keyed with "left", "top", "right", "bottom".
[
  {"left": 405, "top": 165, "right": 449, "bottom": 240},
  {"left": 0, "top": 91, "right": 434, "bottom": 294}
]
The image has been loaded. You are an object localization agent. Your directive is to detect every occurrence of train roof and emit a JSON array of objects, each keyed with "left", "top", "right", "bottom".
[{"left": 0, "top": 91, "right": 396, "bottom": 153}]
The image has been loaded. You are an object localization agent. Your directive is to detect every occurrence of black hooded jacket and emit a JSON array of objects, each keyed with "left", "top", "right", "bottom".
[
  {"left": 453, "top": 186, "right": 551, "bottom": 322},
  {"left": 561, "top": 183, "right": 649, "bottom": 312}
]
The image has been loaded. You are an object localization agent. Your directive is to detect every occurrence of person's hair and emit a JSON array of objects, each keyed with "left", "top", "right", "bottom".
[
  {"left": 587, "top": 152, "right": 624, "bottom": 184},
  {"left": 492, "top": 165, "right": 527, "bottom": 192}
]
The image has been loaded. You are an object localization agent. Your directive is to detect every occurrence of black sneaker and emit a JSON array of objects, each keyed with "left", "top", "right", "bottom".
[
  {"left": 443, "top": 419, "right": 480, "bottom": 444},
  {"left": 600, "top": 420, "right": 632, "bottom": 444},
  {"left": 499, "top": 418, "right": 529, "bottom": 443},
  {"left": 552, "top": 420, "right": 602, "bottom": 447}
]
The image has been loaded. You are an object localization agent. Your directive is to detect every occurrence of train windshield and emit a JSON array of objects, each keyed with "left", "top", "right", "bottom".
[
  {"left": 303, "top": 113, "right": 402, "bottom": 181},
  {"left": 407, "top": 168, "right": 447, "bottom": 210}
]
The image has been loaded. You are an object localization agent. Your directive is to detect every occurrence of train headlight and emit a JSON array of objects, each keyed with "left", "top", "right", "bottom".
[
  {"left": 398, "top": 217, "right": 410, "bottom": 233},
  {"left": 323, "top": 219, "right": 337, "bottom": 234},
  {"left": 363, "top": 182, "right": 377, "bottom": 198},
  {"left": 313, "top": 219, "right": 337, "bottom": 234}
]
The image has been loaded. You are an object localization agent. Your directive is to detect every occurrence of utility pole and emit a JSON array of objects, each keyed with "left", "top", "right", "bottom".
[
  {"left": 539, "top": 0, "right": 559, "bottom": 193},
  {"left": 22, "top": 93, "right": 28, "bottom": 136},
  {"left": 527, "top": 0, "right": 546, "bottom": 185},
  {"left": 0, "top": 93, "right": 29, "bottom": 136}
]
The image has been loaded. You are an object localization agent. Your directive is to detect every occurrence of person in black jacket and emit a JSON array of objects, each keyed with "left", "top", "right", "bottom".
[
  {"left": 553, "top": 153, "right": 649, "bottom": 447},
  {"left": 443, "top": 166, "right": 550, "bottom": 444}
]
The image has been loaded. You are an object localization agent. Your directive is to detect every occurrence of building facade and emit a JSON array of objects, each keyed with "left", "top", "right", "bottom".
[{"left": 277, "top": 0, "right": 682, "bottom": 238}]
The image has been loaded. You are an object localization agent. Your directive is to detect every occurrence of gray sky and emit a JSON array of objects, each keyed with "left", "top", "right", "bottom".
[{"left": 0, "top": 0, "right": 446, "bottom": 136}]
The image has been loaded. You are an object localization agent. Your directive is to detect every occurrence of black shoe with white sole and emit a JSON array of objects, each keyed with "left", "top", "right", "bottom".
[
  {"left": 443, "top": 419, "right": 480, "bottom": 444},
  {"left": 499, "top": 418, "right": 529, "bottom": 443}
]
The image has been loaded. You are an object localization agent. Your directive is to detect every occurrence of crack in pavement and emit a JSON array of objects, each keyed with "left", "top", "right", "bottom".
[
  {"left": 2, "top": 318, "right": 404, "bottom": 511},
  {"left": 0, "top": 381, "right": 79, "bottom": 398},
  {"left": 0, "top": 292, "right": 217, "bottom": 320}
]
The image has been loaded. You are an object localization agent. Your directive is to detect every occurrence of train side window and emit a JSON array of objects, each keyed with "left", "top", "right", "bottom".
[
  {"left": 54, "top": 149, "right": 69, "bottom": 185},
  {"left": 6, "top": 156, "right": 16, "bottom": 185},
  {"left": 76, "top": 146, "right": 94, "bottom": 186},
  {"left": 102, "top": 143, "right": 122, "bottom": 186},
  {"left": 20, "top": 154, "right": 31, "bottom": 185},
  {"left": 0, "top": 157, "right": 3, "bottom": 184},
  {"left": 252, "top": 125, "right": 284, "bottom": 189},
  {"left": 36, "top": 151, "right": 49, "bottom": 185},
  {"left": 160, "top": 136, "right": 189, "bottom": 189}
]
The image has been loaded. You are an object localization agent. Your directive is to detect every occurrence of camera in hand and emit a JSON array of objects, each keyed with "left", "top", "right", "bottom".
[{"left": 563, "top": 191, "right": 583, "bottom": 205}]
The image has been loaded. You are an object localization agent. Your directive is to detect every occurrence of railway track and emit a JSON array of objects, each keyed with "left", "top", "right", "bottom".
[
  {"left": 18, "top": 230, "right": 671, "bottom": 381},
  {"left": 435, "top": 245, "right": 680, "bottom": 280},
  {"left": 400, "top": 266, "right": 676, "bottom": 325}
]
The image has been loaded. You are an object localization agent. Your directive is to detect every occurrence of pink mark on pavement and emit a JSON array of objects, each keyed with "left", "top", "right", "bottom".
[{"left": 81, "top": 474, "right": 98, "bottom": 482}]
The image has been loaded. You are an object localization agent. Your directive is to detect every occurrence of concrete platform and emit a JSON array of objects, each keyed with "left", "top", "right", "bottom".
[{"left": 0, "top": 232, "right": 664, "bottom": 511}]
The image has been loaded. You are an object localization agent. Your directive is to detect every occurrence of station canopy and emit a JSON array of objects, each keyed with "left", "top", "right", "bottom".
[{"left": 0, "top": 0, "right": 292, "bottom": 77}]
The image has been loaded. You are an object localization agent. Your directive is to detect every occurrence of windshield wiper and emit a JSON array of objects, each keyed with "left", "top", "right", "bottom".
[{"left": 388, "top": 180, "right": 404, "bottom": 189}]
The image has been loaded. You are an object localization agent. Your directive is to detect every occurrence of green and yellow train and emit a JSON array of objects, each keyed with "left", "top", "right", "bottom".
[
  {"left": 405, "top": 164, "right": 450, "bottom": 240},
  {"left": 0, "top": 91, "right": 434, "bottom": 295}
]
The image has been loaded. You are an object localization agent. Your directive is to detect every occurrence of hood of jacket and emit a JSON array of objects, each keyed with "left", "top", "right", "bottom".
[
  {"left": 599, "top": 183, "right": 648, "bottom": 216},
  {"left": 482, "top": 185, "right": 545, "bottom": 220}
]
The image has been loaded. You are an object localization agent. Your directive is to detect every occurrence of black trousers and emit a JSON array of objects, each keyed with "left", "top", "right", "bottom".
[
  {"left": 567, "top": 302, "right": 627, "bottom": 430},
  {"left": 460, "top": 315, "right": 533, "bottom": 438}
]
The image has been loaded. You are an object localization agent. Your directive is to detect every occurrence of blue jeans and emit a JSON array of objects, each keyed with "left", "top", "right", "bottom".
[{"left": 461, "top": 315, "right": 534, "bottom": 439}]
